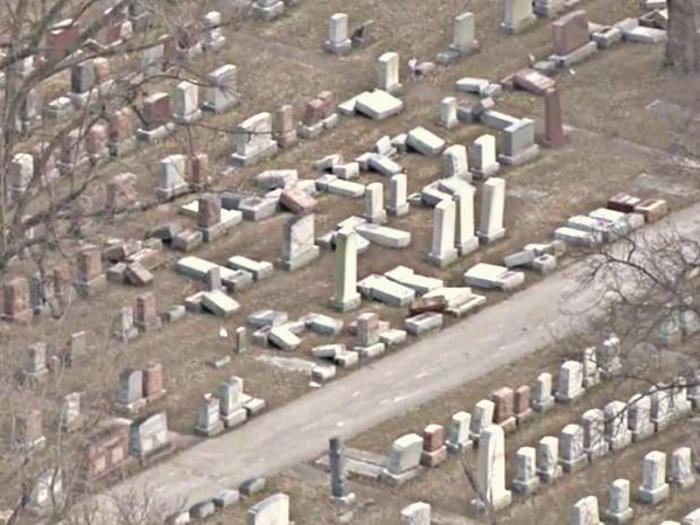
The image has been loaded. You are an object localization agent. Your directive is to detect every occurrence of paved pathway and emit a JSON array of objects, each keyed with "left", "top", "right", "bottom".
[{"left": 79, "top": 201, "right": 700, "bottom": 522}]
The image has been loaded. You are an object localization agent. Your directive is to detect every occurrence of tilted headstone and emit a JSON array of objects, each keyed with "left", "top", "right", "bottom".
[{"left": 246, "top": 493, "right": 290, "bottom": 525}]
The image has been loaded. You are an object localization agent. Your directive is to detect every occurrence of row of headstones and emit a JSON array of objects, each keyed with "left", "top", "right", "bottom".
[
  {"left": 2, "top": 245, "right": 105, "bottom": 323},
  {"left": 112, "top": 291, "right": 163, "bottom": 343},
  {"left": 510, "top": 379, "right": 698, "bottom": 507},
  {"left": 195, "top": 375, "right": 266, "bottom": 437},
  {"left": 167, "top": 490, "right": 291, "bottom": 525},
  {"left": 21, "top": 332, "right": 87, "bottom": 382},
  {"left": 569, "top": 449, "right": 698, "bottom": 525}
]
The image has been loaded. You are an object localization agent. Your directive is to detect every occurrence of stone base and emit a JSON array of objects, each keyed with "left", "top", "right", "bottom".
[
  {"left": 420, "top": 447, "right": 447, "bottom": 468},
  {"left": 653, "top": 415, "right": 673, "bottom": 432},
  {"left": 222, "top": 408, "right": 247, "bottom": 429},
  {"left": 137, "top": 123, "right": 175, "bottom": 143},
  {"left": 253, "top": 1, "right": 285, "bottom": 21},
  {"left": 532, "top": 397, "right": 555, "bottom": 413},
  {"left": 173, "top": 110, "right": 203, "bottom": 125},
  {"left": 458, "top": 236, "right": 480, "bottom": 256},
  {"left": 550, "top": 41, "right": 598, "bottom": 68},
  {"left": 3, "top": 308, "right": 33, "bottom": 323},
  {"left": 332, "top": 493, "right": 357, "bottom": 506},
  {"left": 473, "top": 490, "right": 512, "bottom": 512},
  {"left": 609, "top": 433, "right": 632, "bottom": 453},
  {"left": 671, "top": 474, "right": 696, "bottom": 490},
  {"left": 75, "top": 275, "right": 107, "bottom": 297},
  {"left": 538, "top": 465, "right": 563, "bottom": 484},
  {"left": 329, "top": 293, "right": 361, "bottom": 313},
  {"left": 113, "top": 327, "right": 139, "bottom": 343},
  {"left": 560, "top": 454, "right": 588, "bottom": 473},
  {"left": 23, "top": 369, "right": 48, "bottom": 383},
  {"left": 631, "top": 424, "right": 655, "bottom": 442},
  {"left": 498, "top": 144, "right": 540, "bottom": 166},
  {"left": 156, "top": 183, "right": 190, "bottom": 202},
  {"left": 324, "top": 39, "right": 352, "bottom": 55},
  {"left": 555, "top": 387, "right": 585, "bottom": 404},
  {"left": 195, "top": 420, "right": 225, "bottom": 438},
  {"left": 426, "top": 248, "right": 459, "bottom": 268},
  {"left": 354, "top": 342, "right": 386, "bottom": 358},
  {"left": 387, "top": 202, "right": 410, "bottom": 217},
  {"left": 381, "top": 467, "right": 419, "bottom": 486},
  {"left": 202, "top": 97, "right": 239, "bottom": 114},
  {"left": 637, "top": 483, "right": 669, "bottom": 505},
  {"left": 516, "top": 408, "right": 534, "bottom": 425},
  {"left": 604, "top": 507, "right": 634, "bottom": 525},
  {"left": 108, "top": 138, "right": 137, "bottom": 157},
  {"left": 231, "top": 142, "right": 279, "bottom": 167},
  {"left": 136, "top": 442, "right": 175, "bottom": 467},
  {"left": 323, "top": 113, "right": 339, "bottom": 129},
  {"left": 513, "top": 476, "right": 540, "bottom": 496},
  {"left": 364, "top": 210, "right": 387, "bottom": 225},
  {"left": 276, "top": 246, "right": 321, "bottom": 271},
  {"left": 499, "top": 417, "right": 518, "bottom": 434},
  {"left": 477, "top": 228, "right": 506, "bottom": 245},
  {"left": 299, "top": 122, "right": 324, "bottom": 139},
  {"left": 499, "top": 15, "right": 536, "bottom": 35},
  {"left": 277, "top": 131, "right": 298, "bottom": 149},
  {"left": 203, "top": 36, "right": 226, "bottom": 53},
  {"left": 136, "top": 318, "right": 162, "bottom": 334},
  {"left": 199, "top": 216, "right": 241, "bottom": 243}
]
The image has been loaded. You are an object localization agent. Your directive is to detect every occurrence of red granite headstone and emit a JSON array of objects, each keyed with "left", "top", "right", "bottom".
[
  {"left": 543, "top": 88, "right": 565, "bottom": 148},
  {"left": 552, "top": 10, "right": 590, "bottom": 56}
]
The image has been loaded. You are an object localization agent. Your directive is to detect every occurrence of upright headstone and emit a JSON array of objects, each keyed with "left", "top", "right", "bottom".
[
  {"left": 670, "top": 446, "right": 695, "bottom": 489},
  {"left": 477, "top": 177, "right": 506, "bottom": 244},
  {"left": 439, "top": 97, "right": 458, "bottom": 129},
  {"left": 231, "top": 112, "right": 278, "bottom": 166},
  {"left": 330, "top": 228, "right": 361, "bottom": 312},
  {"left": 274, "top": 105, "right": 297, "bottom": 149},
  {"left": 569, "top": 496, "right": 603, "bottom": 525},
  {"left": 203, "top": 65, "right": 239, "bottom": 113},
  {"left": 75, "top": 245, "right": 106, "bottom": 296},
  {"left": 605, "top": 479, "right": 633, "bottom": 524},
  {"left": 559, "top": 424, "right": 586, "bottom": 472},
  {"left": 278, "top": 213, "right": 320, "bottom": 271},
  {"left": 235, "top": 326, "right": 248, "bottom": 354},
  {"left": 202, "top": 11, "right": 226, "bottom": 52},
  {"left": 195, "top": 393, "right": 224, "bottom": 437},
  {"left": 420, "top": 424, "right": 447, "bottom": 467},
  {"left": 325, "top": 13, "right": 352, "bottom": 54},
  {"left": 555, "top": 360, "right": 585, "bottom": 403},
  {"left": 470, "top": 399, "right": 496, "bottom": 442},
  {"left": 628, "top": 394, "right": 654, "bottom": 442},
  {"left": 498, "top": 118, "right": 539, "bottom": 166},
  {"left": 532, "top": 372, "right": 555, "bottom": 412},
  {"left": 581, "top": 408, "right": 608, "bottom": 460},
  {"left": 383, "top": 433, "right": 423, "bottom": 485},
  {"left": 143, "top": 361, "right": 165, "bottom": 401},
  {"left": 454, "top": 185, "right": 478, "bottom": 256},
  {"left": 129, "top": 411, "right": 170, "bottom": 460},
  {"left": 445, "top": 411, "right": 472, "bottom": 453},
  {"left": 3, "top": 277, "right": 33, "bottom": 323},
  {"left": 603, "top": 400, "right": 632, "bottom": 452},
  {"left": 637, "top": 451, "right": 669, "bottom": 505},
  {"left": 513, "top": 446, "right": 540, "bottom": 495},
  {"left": 117, "top": 369, "right": 145, "bottom": 411},
  {"left": 543, "top": 88, "right": 565, "bottom": 147},
  {"left": 24, "top": 343, "right": 48, "bottom": 381},
  {"left": 9, "top": 153, "right": 33, "bottom": 197},
  {"left": 536, "top": 436, "right": 562, "bottom": 483},
  {"left": 451, "top": 12, "right": 478, "bottom": 54},
  {"left": 376, "top": 52, "right": 401, "bottom": 94},
  {"left": 387, "top": 173, "right": 409, "bottom": 217},
  {"left": 247, "top": 493, "right": 290, "bottom": 525},
  {"left": 442, "top": 144, "right": 471, "bottom": 180},
  {"left": 363, "top": 182, "right": 387, "bottom": 224},
  {"left": 500, "top": 0, "right": 535, "bottom": 34},
  {"left": 219, "top": 376, "right": 247, "bottom": 428},
  {"left": 329, "top": 437, "right": 355, "bottom": 503},
  {"left": 473, "top": 425, "right": 512, "bottom": 512},
  {"left": 157, "top": 154, "right": 188, "bottom": 201},
  {"left": 135, "top": 292, "right": 161, "bottom": 333},
  {"left": 427, "top": 198, "right": 458, "bottom": 268},
  {"left": 172, "top": 81, "right": 202, "bottom": 124}
]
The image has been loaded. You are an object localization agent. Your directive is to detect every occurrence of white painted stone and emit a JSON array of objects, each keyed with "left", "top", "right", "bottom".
[
  {"left": 330, "top": 228, "right": 361, "bottom": 312},
  {"left": 427, "top": 198, "right": 458, "bottom": 268},
  {"left": 473, "top": 425, "right": 511, "bottom": 512},
  {"left": 376, "top": 52, "right": 401, "bottom": 94},
  {"left": 454, "top": 185, "right": 478, "bottom": 256},
  {"left": 477, "top": 177, "right": 506, "bottom": 244}
]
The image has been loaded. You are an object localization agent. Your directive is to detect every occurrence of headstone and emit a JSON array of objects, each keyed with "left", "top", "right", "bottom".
[
  {"left": 235, "top": 326, "right": 248, "bottom": 354},
  {"left": 469, "top": 399, "right": 495, "bottom": 442},
  {"left": 638, "top": 451, "right": 669, "bottom": 504},
  {"left": 117, "top": 369, "right": 145, "bottom": 411},
  {"left": 195, "top": 393, "right": 224, "bottom": 437},
  {"left": 129, "top": 411, "right": 170, "bottom": 460},
  {"left": 532, "top": 372, "right": 555, "bottom": 412},
  {"left": 108, "top": 108, "right": 136, "bottom": 156},
  {"left": 137, "top": 92, "right": 174, "bottom": 142},
  {"left": 498, "top": 118, "right": 539, "bottom": 166},
  {"left": 203, "top": 65, "right": 239, "bottom": 113},
  {"left": 420, "top": 424, "right": 447, "bottom": 467},
  {"left": 278, "top": 213, "right": 320, "bottom": 271},
  {"left": 451, "top": 12, "right": 477, "bottom": 54},
  {"left": 27, "top": 469, "right": 62, "bottom": 513},
  {"left": 473, "top": 425, "right": 512, "bottom": 512},
  {"left": 219, "top": 376, "right": 247, "bottom": 428},
  {"left": 536, "top": 436, "right": 562, "bottom": 483},
  {"left": 543, "top": 88, "right": 565, "bottom": 147},
  {"left": 387, "top": 173, "right": 409, "bottom": 217},
  {"left": 581, "top": 408, "right": 608, "bottom": 460},
  {"left": 246, "top": 493, "right": 289, "bottom": 525},
  {"left": 363, "top": 182, "right": 387, "bottom": 224},
  {"left": 231, "top": 112, "right": 278, "bottom": 166},
  {"left": 9, "top": 153, "right": 33, "bottom": 197},
  {"left": 24, "top": 343, "right": 48, "bottom": 381},
  {"left": 252, "top": 0, "right": 285, "bottom": 21},
  {"left": 274, "top": 105, "right": 297, "bottom": 149},
  {"left": 3, "top": 277, "right": 33, "bottom": 323},
  {"left": 135, "top": 292, "right": 161, "bottom": 333},
  {"left": 513, "top": 446, "right": 540, "bottom": 495},
  {"left": 500, "top": 0, "right": 535, "bottom": 34},
  {"left": 552, "top": 10, "right": 590, "bottom": 56},
  {"left": 492, "top": 387, "right": 516, "bottom": 432},
  {"left": 604, "top": 400, "right": 632, "bottom": 452},
  {"left": 670, "top": 446, "right": 695, "bottom": 489},
  {"left": 651, "top": 384, "right": 674, "bottom": 431},
  {"left": 559, "top": 424, "right": 586, "bottom": 472},
  {"left": 605, "top": 479, "right": 633, "bottom": 524},
  {"left": 329, "top": 436, "right": 355, "bottom": 503},
  {"left": 582, "top": 347, "right": 600, "bottom": 388},
  {"left": 76, "top": 246, "right": 106, "bottom": 296},
  {"left": 569, "top": 496, "right": 603, "bottom": 525},
  {"left": 477, "top": 177, "right": 506, "bottom": 244},
  {"left": 70, "top": 60, "right": 95, "bottom": 94},
  {"left": 439, "top": 97, "right": 458, "bottom": 129},
  {"left": 514, "top": 385, "right": 533, "bottom": 423},
  {"left": 142, "top": 43, "right": 164, "bottom": 76},
  {"left": 442, "top": 144, "right": 470, "bottom": 180},
  {"left": 401, "top": 502, "right": 431, "bottom": 525},
  {"left": 202, "top": 11, "right": 226, "bottom": 52},
  {"left": 376, "top": 52, "right": 401, "bottom": 94},
  {"left": 453, "top": 185, "right": 479, "bottom": 256},
  {"left": 555, "top": 360, "right": 585, "bottom": 403},
  {"left": 330, "top": 228, "right": 361, "bottom": 312},
  {"left": 427, "top": 198, "right": 458, "bottom": 268},
  {"left": 173, "top": 81, "right": 202, "bottom": 124},
  {"left": 143, "top": 361, "right": 165, "bottom": 401},
  {"left": 113, "top": 306, "right": 139, "bottom": 342},
  {"left": 325, "top": 13, "right": 352, "bottom": 54},
  {"left": 157, "top": 154, "right": 188, "bottom": 201},
  {"left": 445, "top": 411, "right": 472, "bottom": 453},
  {"left": 628, "top": 394, "right": 654, "bottom": 442},
  {"left": 383, "top": 433, "right": 423, "bottom": 484}
]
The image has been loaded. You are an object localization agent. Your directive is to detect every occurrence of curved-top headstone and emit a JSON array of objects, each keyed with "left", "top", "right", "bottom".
[{"left": 247, "top": 493, "right": 290, "bottom": 525}]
